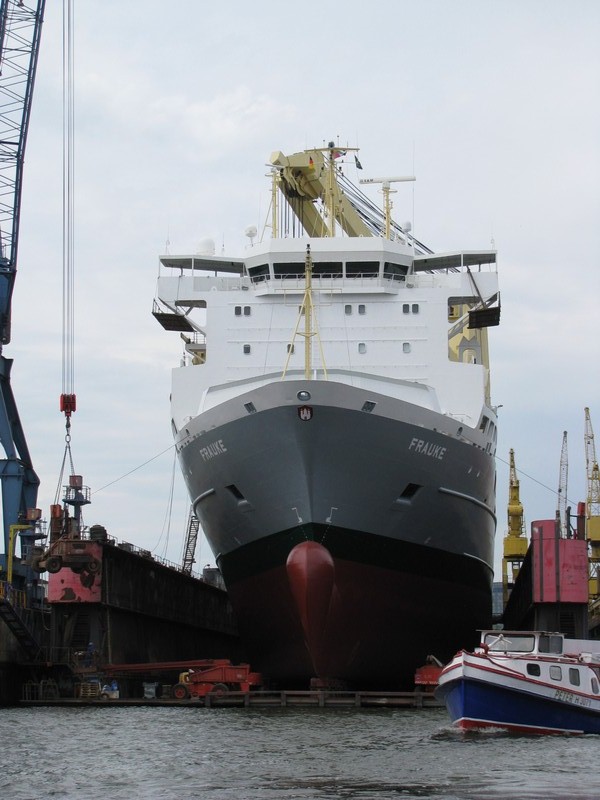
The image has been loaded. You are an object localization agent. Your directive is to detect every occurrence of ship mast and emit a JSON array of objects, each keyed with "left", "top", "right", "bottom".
[
  {"left": 280, "top": 244, "right": 327, "bottom": 380},
  {"left": 303, "top": 246, "right": 313, "bottom": 378}
]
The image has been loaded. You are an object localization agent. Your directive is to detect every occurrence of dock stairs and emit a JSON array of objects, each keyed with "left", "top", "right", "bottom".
[
  {"left": 0, "top": 594, "right": 41, "bottom": 660},
  {"left": 181, "top": 507, "right": 200, "bottom": 576}
]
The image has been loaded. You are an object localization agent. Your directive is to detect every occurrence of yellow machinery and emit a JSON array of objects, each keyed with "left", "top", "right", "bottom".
[
  {"left": 584, "top": 408, "right": 600, "bottom": 599},
  {"left": 502, "top": 449, "right": 528, "bottom": 606}
]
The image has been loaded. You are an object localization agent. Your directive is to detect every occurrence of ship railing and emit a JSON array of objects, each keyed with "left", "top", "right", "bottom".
[
  {"left": 0, "top": 579, "right": 27, "bottom": 608},
  {"left": 252, "top": 273, "right": 389, "bottom": 292}
]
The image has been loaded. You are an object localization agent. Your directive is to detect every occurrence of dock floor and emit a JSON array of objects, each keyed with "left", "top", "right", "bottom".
[{"left": 20, "top": 689, "right": 442, "bottom": 709}]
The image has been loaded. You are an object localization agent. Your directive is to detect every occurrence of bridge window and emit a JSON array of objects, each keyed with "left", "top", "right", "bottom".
[
  {"left": 248, "top": 264, "right": 270, "bottom": 282},
  {"left": 273, "top": 263, "right": 305, "bottom": 279},
  {"left": 384, "top": 262, "right": 408, "bottom": 280},
  {"left": 313, "top": 261, "right": 342, "bottom": 277},
  {"left": 345, "top": 261, "right": 379, "bottom": 277},
  {"left": 538, "top": 635, "right": 563, "bottom": 654}
]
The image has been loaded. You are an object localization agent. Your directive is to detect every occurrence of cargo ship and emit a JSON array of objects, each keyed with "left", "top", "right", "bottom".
[{"left": 153, "top": 143, "right": 501, "bottom": 687}]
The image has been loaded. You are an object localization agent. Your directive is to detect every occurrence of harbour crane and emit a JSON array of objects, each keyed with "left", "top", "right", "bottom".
[
  {"left": 0, "top": 0, "right": 45, "bottom": 577},
  {"left": 584, "top": 407, "right": 600, "bottom": 599},
  {"left": 502, "top": 448, "right": 528, "bottom": 606},
  {"left": 557, "top": 431, "right": 568, "bottom": 537}
]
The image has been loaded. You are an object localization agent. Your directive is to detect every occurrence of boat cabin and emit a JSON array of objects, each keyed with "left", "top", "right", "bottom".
[{"left": 479, "top": 631, "right": 565, "bottom": 656}]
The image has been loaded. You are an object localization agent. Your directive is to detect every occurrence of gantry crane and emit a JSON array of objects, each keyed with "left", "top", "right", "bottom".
[
  {"left": 584, "top": 408, "right": 600, "bottom": 599},
  {"left": 0, "top": 0, "right": 46, "bottom": 576},
  {"left": 502, "top": 448, "right": 528, "bottom": 606}
]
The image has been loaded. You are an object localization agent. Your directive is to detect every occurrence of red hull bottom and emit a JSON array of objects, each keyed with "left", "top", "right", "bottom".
[{"left": 226, "top": 542, "right": 489, "bottom": 689}]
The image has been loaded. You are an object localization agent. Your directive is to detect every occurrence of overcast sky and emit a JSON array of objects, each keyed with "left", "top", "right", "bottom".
[{"left": 8, "top": 0, "right": 600, "bottom": 576}]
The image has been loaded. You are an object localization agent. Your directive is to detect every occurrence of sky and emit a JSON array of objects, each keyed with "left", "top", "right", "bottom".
[{"left": 6, "top": 0, "right": 600, "bottom": 578}]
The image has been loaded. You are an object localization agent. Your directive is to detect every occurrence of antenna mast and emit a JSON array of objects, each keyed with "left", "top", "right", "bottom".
[{"left": 359, "top": 176, "right": 416, "bottom": 239}]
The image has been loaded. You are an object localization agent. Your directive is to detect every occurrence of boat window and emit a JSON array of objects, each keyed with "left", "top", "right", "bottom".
[
  {"left": 549, "top": 665, "right": 562, "bottom": 681},
  {"left": 526, "top": 664, "right": 541, "bottom": 676},
  {"left": 358, "top": 304, "right": 366, "bottom": 315},
  {"left": 569, "top": 668, "right": 580, "bottom": 687},
  {"left": 248, "top": 264, "right": 270, "bottom": 283},
  {"left": 403, "top": 342, "right": 411, "bottom": 354},
  {"left": 273, "top": 262, "right": 305, "bottom": 279},
  {"left": 243, "top": 344, "right": 251, "bottom": 354},
  {"left": 313, "top": 261, "right": 343, "bottom": 277},
  {"left": 538, "top": 634, "right": 563, "bottom": 654},
  {"left": 345, "top": 305, "right": 352, "bottom": 315},
  {"left": 358, "top": 343, "right": 367, "bottom": 354},
  {"left": 403, "top": 304, "right": 410, "bottom": 314},
  {"left": 345, "top": 261, "right": 379, "bottom": 277},
  {"left": 287, "top": 343, "right": 294, "bottom": 354},
  {"left": 244, "top": 306, "right": 251, "bottom": 316},
  {"left": 412, "top": 303, "right": 419, "bottom": 314},
  {"left": 479, "top": 416, "right": 489, "bottom": 433},
  {"left": 235, "top": 306, "right": 242, "bottom": 316},
  {"left": 362, "top": 401, "right": 376, "bottom": 413},
  {"left": 244, "top": 402, "right": 256, "bottom": 414},
  {"left": 592, "top": 677, "right": 599, "bottom": 695},
  {"left": 483, "top": 633, "right": 536, "bottom": 653},
  {"left": 384, "top": 262, "right": 408, "bottom": 280}
]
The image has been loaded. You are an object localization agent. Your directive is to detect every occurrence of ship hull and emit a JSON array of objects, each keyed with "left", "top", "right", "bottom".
[
  {"left": 177, "top": 379, "right": 496, "bottom": 687},
  {"left": 222, "top": 526, "right": 491, "bottom": 687}
]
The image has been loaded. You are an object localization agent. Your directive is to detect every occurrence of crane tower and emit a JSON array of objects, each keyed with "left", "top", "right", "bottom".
[
  {"left": 0, "top": 0, "right": 45, "bottom": 569},
  {"left": 584, "top": 407, "right": 600, "bottom": 599},
  {"left": 502, "top": 448, "right": 528, "bottom": 605}
]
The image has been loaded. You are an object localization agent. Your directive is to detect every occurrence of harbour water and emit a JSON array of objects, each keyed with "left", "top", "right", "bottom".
[{"left": 1, "top": 706, "right": 599, "bottom": 799}]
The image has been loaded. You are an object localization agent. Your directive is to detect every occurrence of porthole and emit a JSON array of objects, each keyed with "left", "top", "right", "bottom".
[{"left": 297, "top": 390, "right": 311, "bottom": 402}]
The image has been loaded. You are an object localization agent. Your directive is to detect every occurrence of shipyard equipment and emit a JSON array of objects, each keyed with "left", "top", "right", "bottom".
[
  {"left": 0, "top": 0, "right": 45, "bottom": 580},
  {"left": 502, "top": 448, "right": 528, "bottom": 606},
  {"left": 171, "top": 660, "right": 262, "bottom": 699},
  {"left": 557, "top": 431, "right": 569, "bottom": 537},
  {"left": 584, "top": 407, "right": 600, "bottom": 600}
]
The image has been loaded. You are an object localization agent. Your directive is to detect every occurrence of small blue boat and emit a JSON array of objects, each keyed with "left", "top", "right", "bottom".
[{"left": 436, "top": 630, "right": 600, "bottom": 735}]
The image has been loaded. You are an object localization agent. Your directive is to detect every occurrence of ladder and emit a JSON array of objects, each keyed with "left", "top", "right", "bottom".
[{"left": 181, "top": 506, "right": 200, "bottom": 576}]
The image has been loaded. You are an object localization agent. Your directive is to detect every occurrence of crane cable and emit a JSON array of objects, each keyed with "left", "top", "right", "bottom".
[{"left": 55, "top": 0, "right": 76, "bottom": 503}]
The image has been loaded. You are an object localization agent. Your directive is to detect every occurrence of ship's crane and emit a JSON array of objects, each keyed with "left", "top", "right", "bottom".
[
  {"left": 584, "top": 407, "right": 600, "bottom": 599},
  {"left": 0, "top": 0, "right": 45, "bottom": 573},
  {"left": 502, "top": 448, "right": 528, "bottom": 606},
  {"left": 557, "top": 431, "right": 568, "bottom": 538}
]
